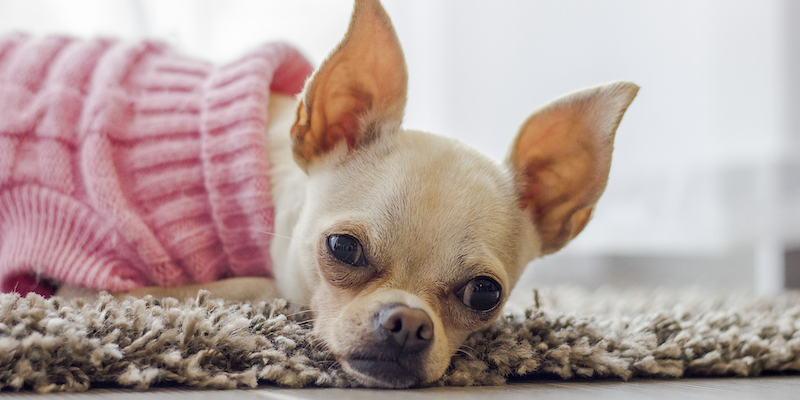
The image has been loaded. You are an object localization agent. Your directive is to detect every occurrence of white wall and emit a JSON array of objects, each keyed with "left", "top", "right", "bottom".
[{"left": 391, "top": 0, "right": 789, "bottom": 256}]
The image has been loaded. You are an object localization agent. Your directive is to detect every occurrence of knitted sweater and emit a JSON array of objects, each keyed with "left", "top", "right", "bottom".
[{"left": 0, "top": 34, "right": 313, "bottom": 297}]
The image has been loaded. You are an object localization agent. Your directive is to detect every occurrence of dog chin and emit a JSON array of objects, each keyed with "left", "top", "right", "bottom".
[{"left": 342, "top": 358, "right": 424, "bottom": 388}]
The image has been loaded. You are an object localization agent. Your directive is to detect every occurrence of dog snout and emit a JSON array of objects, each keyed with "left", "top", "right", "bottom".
[
  {"left": 377, "top": 305, "right": 433, "bottom": 352},
  {"left": 340, "top": 304, "right": 435, "bottom": 388}
]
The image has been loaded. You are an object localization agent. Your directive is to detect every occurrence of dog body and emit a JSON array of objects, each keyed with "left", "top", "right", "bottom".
[
  {"left": 3, "top": 0, "right": 638, "bottom": 388},
  {"left": 243, "top": 0, "right": 637, "bottom": 385}
]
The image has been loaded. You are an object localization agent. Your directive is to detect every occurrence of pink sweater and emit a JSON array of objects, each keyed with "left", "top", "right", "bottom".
[{"left": 0, "top": 34, "right": 313, "bottom": 297}]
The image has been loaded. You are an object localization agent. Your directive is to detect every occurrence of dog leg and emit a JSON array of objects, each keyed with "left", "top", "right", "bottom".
[
  {"left": 118, "top": 277, "right": 280, "bottom": 302},
  {"left": 56, "top": 277, "right": 279, "bottom": 302}
]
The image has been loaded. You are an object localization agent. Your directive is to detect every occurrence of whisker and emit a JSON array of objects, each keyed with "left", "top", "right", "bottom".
[
  {"left": 252, "top": 229, "right": 292, "bottom": 240},
  {"left": 296, "top": 317, "right": 320, "bottom": 325},
  {"left": 287, "top": 310, "right": 314, "bottom": 318},
  {"left": 456, "top": 345, "right": 479, "bottom": 361},
  {"left": 311, "top": 340, "right": 333, "bottom": 355}
]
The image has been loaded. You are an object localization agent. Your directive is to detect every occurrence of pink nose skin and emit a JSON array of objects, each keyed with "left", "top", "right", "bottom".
[{"left": 377, "top": 305, "right": 434, "bottom": 352}]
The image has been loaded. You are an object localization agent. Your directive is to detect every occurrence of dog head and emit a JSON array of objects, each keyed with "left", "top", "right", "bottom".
[{"left": 287, "top": 0, "right": 638, "bottom": 388}]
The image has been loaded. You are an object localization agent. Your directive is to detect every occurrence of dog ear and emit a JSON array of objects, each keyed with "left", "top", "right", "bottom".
[
  {"left": 291, "top": 0, "right": 407, "bottom": 170},
  {"left": 509, "top": 82, "right": 638, "bottom": 255}
]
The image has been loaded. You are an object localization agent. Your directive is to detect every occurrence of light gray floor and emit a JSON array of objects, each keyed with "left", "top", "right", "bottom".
[{"left": 4, "top": 377, "right": 800, "bottom": 400}]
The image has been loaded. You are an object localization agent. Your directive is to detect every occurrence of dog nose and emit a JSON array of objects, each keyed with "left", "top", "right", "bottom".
[{"left": 377, "top": 305, "right": 434, "bottom": 351}]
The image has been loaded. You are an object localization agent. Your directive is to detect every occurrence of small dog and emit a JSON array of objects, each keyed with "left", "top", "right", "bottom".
[{"left": 2, "top": 0, "right": 637, "bottom": 388}]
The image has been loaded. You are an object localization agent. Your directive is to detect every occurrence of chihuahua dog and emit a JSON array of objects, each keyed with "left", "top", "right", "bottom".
[{"left": 47, "top": 0, "right": 638, "bottom": 388}]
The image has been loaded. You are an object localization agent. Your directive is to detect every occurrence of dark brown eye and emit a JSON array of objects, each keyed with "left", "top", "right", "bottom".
[
  {"left": 457, "top": 277, "right": 501, "bottom": 311},
  {"left": 327, "top": 234, "right": 367, "bottom": 266}
]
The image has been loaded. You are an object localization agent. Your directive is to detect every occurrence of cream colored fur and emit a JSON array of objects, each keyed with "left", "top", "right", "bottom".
[{"left": 58, "top": 0, "right": 639, "bottom": 389}]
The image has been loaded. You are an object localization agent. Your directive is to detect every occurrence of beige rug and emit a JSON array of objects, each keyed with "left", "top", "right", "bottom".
[{"left": 1, "top": 286, "right": 799, "bottom": 393}]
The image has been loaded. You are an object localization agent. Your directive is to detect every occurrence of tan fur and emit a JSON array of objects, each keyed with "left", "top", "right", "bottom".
[
  {"left": 509, "top": 82, "right": 639, "bottom": 254},
  {"left": 61, "top": 0, "right": 638, "bottom": 388},
  {"left": 290, "top": 0, "right": 407, "bottom": 171},
  {"left": 295, "top": 130, "right": 530, "bottom": 386}
]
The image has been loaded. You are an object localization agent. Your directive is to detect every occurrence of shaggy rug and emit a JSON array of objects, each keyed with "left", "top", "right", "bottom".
[{"left": 1, "top": 286, "right": 800, "bottom": 393}]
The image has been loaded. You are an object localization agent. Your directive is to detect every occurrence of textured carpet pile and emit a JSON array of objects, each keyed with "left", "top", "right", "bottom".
[{"left": 1, "top": 286, "right": 800, "bottom": 393}]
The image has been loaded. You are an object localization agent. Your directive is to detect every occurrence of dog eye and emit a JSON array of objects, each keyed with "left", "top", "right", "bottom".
[
  {"left": 458, "top": 277, "right": 501, "bottom": 312},
  {"left": 327, "top": 234, "right": 367, "bottom": 266}
]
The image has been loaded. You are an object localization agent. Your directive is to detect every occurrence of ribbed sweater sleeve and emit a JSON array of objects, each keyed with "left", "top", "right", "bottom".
[{"left": 0, "top": 34, "right": 313, "bottom": 296}]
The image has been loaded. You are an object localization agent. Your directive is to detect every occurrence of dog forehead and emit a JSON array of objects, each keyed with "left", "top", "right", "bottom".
[
  {"left": 347, "top": 132, "right": 514, "bottom": 215},
  {"left": 318, "top": 130, "right": 523, "bottom": 275},
  {"left": 350, "top": 130, "right": 515, "bottom": 202}
]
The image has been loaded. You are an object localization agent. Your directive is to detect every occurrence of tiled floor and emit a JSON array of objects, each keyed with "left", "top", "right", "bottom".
[{"left": 4, "top": 376, "right": 800, "bottom": 400}]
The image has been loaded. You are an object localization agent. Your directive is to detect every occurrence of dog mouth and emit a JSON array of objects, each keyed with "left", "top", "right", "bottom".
[{"left": 342, "top": 356, "right": 424, "bottom": 388}]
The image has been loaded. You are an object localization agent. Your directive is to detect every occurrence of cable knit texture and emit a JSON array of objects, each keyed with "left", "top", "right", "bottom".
[{"left": 0, "top": 34, "right": 313, "bottom": 296}]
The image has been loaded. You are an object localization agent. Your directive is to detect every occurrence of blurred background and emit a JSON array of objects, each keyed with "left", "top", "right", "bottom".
[{"left": 1, "top": 0, "right": 798, "bottom": 294}]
